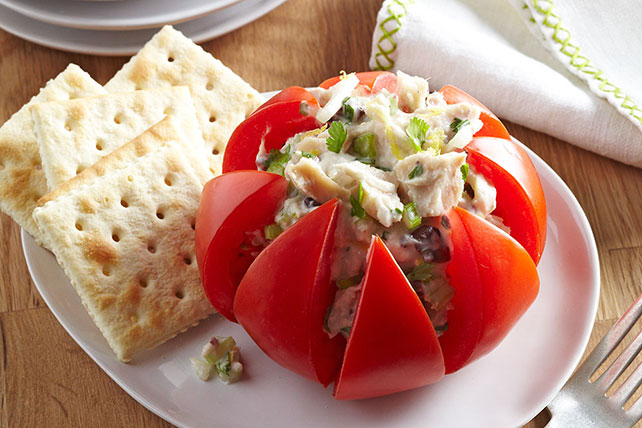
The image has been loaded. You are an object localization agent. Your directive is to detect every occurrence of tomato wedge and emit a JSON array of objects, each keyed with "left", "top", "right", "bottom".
[
  {"left": 195, "top": 171, "right": 288, "bottom": 322},
  {"left": 319, "top": 71, "right": 397, "bottom": 94},
  {"left": 222, "top": 87, "right": 321, "bottom": 173},
  {"left": 334, "top": 235, "right": 444, "bottom": 400},
  {"left": 439, "top": 85, "right": 511, "bottom": 140},
  {"left": 466, "top": 137, "right": 547, "bottom": 264},
  {"left": 234, "top": 199, "right": 345, "bottom": 386}
]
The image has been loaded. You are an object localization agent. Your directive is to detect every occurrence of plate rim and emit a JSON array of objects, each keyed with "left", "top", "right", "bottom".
[
  {"left": 21, "top": 137, "right": 600, "bottom": 428},
  {"left": 0, "top": 0, "right": 242, "bottom": 31}
]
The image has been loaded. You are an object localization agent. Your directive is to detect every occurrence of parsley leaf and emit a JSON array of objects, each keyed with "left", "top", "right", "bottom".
[
  {"left": 460, "top": 163, "right": 469, "bottom": 181},
  {"left": 350, "top": 182, "right": 366, "bottom": 219},
  {"left": 407, "top": 263, "right": 434, "bottom": 282},
  {"left": 406, "top": 117, "right": 430, "bottom": 152},
  {"left": 450, "top": 118, "right": 470, "bottom": 135},
  {"left": 300, "top": 151, "right": 316, "bottom": 159},
  {"left": 326, "top": 121, "right": 347, "bottom": 153},
  {"left": 342, "top": 97, "right": 355, "bottom": 122},
  {"left": 408, "top": 164, "right": 423, "bottom": 179}
]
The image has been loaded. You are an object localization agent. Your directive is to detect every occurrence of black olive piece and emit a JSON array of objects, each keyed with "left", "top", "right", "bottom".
[
  {"left": 464, "top": 182, "right": 475, "bottom": 199},
  {"left": 304, "top": 196, "right": 320, "bottom": 208},
  {"left": 412, "top": 225, "right": 451, "bottom": 263}
]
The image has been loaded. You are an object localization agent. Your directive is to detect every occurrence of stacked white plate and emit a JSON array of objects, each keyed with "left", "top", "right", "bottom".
[{"left": 0, "top": 0, "right": 285, "bottom": 55}]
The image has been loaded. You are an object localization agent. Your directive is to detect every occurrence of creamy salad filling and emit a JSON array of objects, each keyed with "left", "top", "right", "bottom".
[{"left": 257, "top": 72, "right": 503, "bottom": 339}]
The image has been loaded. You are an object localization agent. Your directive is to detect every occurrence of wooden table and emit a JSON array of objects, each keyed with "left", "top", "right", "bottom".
[{"left": 1, "top": 1, "right": 641, "bottom": 426}]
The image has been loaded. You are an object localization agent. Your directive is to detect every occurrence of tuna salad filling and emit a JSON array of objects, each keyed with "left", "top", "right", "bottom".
[{"left": 256, "top": 72, "right": 504, "bottom": 339}]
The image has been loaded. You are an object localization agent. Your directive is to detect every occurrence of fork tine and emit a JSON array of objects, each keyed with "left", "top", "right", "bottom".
[
  {"left": 624, "top": 393, "right": 642, "bottom": 424},
  {"left": 610, "top": 350, "right": 642, "bottom": 407},
  {"left": 596, "top": 328, "right": 642, "bottom": 391},
  {"left": 574, "top": 295, "right": 642, "bottom": 380}
]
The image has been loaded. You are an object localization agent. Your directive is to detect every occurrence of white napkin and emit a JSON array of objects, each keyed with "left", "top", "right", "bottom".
[{"left": 369, "top": 0, "right": 642, "bottom": 168}]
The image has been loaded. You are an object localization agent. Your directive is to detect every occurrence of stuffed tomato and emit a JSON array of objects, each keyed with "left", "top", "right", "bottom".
[{"left": 196, "top": 71, "right": 545, "bottom": 400}]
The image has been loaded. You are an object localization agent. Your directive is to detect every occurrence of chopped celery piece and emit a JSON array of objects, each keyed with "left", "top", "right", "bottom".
[
  {"left": 402, "top": 201, "right": 421, "bottom": 229},
  {"left": 190, "top": 358, "right": 214, "bottom": 381},
  {"left": 336, "top": 273, "right": 363, "bottom": 289},
  {"left": 352, "top": 133, "right": 377, "bottom": 159},
  {"left": 202, "top": 336, "right": 238, "bottom": 365},
  {"left": 264, "top": 223, "right": 283, "bottom": 240}
]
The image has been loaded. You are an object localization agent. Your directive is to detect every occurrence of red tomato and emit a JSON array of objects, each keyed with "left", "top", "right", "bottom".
[
  {"left": 233, "top": 199, "right": 346, "bottom": 386},
  {"left": 222, "top": 87, "right": 321, "bottom": 173},
  {"left": 319, "top": 71, "right": 397, "bottom": 94},
  {"left": 195, "top": 171, "right": 288, "bottom": 322},
  {"left": 334, "top": 236, "right": 445, "bottom": 400},
  {"left": 439, "top": 85, "right": 511, "bottom": 140},
  {"left": 454, "top": 207, "right": 539, "bottom": 360},
  {"left": 466, "top": 137, "right": 547, "bottom": 264}
]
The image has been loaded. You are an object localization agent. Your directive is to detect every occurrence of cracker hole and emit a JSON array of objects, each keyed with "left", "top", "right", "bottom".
[
  {"left": 114, "top": 115, "right": 122, "bottom": 124},
  {"left": 175, "top": 290, "right": 184, "bottom": 299},
  {"left": 112, "top": 233, "right": 120, "bottom": 242},
  {"left": 163, "top": 107, "right": 172, "bottom": 115},
  {"left": 206, "top": 83, "right": 213, "bottom": 90},
  {"left": 164, "top": 176, "right": 173, "bottom": 186},
  {"left": 168, "top": 56, "right": 175, "bottom": 62},
  {"left": 209, "top": 115, "right": 216, "bottom": 123},
  {"left": 212, "top": 148, "right": 220, "bottom": 155},
  {"left": 183, "top": 256, "right": 192, "bottom": 265},
  {"left": 120, "top": 199, "right": 129, "bottom": 208},
  {"left": 209, "top": 167, "right": 216, "bottom": 174},
  {"left": 76, "top": 166, "right": 84, "bottom": 175},
  {"left": 147, "top": 245, "right": 156, "bottom": 254},
  {"left": 127, "top": 175, "right": 134, "bottom": 182},
  {"left": 96, "top": 140, "right": 104, "bottom": 151},
  {"left": 75, "top": 222, "right": 83, "bottom": 231},
  {"left": 156, "top": 211, "right": 164, "bottom": 220},
  {"left": 64, "top": 123, "right": 72, "bottom": 131},
  {"left": 139, "top": 279, "right": 148, "bottom": 288},
  {"left": 102, "top": 266, "right": 111, "bottom": 276}
]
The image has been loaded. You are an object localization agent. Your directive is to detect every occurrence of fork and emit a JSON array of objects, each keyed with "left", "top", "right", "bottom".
[{"left": 545, "top": 294, "right": 642, "bottom": 427}]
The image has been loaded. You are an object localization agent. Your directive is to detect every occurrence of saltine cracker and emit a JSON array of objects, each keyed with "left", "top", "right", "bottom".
[
  {"left": 104, "top": 25, "right": 264, "bottom": 176},
  {"left": 0, "top": 64, "right": 105, "bottom": 243},
  {"left": 33, "top": 116, "right": 214, "bottom": 361}
]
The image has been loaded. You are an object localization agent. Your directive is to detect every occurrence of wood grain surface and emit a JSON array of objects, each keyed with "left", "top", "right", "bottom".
[{"left": 1, "top": 0, "right": 641, "bottom": 427}]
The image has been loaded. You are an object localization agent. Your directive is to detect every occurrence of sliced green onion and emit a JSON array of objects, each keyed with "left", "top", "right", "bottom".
[
  {"left": 408, "top": 164, "right": 423, "bottom": 179},
  {"left": 264, "top": 223, "right": 283, "bottom": 240},
  {"left": 342, "top": 97, "right": 355, "bottom": 122},
  {"left": 402, "top": 201, "right": 421, "bottom": 229},
  {"left": 352, "top": 133, "right": 377, "bottom": 159},
  {"left": 450, "top": 118, "right": 470, "bottom": 135},
  {"left": 460, "top": 163, "right": 469, "bottom": 181},
  {"left": 300, "top": 151, "right": 316, "bottom": 159},
  {"left": 350, "top": 182, "right": 366, "bottom": 219}
]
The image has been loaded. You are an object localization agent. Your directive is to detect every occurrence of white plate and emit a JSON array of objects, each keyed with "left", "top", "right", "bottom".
[
  {"left": 22, "top": 140, "right": 600, "bottom": 428},
  {"left": 0, "top": 0, "right": 285, "bottom": 56},
  {"left": 0, "top": 0, "right": 241, "bottom": 31}
]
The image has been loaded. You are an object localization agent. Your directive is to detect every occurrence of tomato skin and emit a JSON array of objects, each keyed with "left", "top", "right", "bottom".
[
  {"left": 439, "top": 85, "right": 511, "bottom": 140},
  {"left": 222, "top": 87, "right": 321, "bottom": 173},
  {"left": 233, "top": 199, "right": 345, "bottom": 386},
  {"left": 454, "top": 207, "right": 539, "bottom": 360},
  {"left": 466, "top": 136, "right": 547, "bottom": 265},
  {"left": 319, "top": 71, "right": 397, "bottom": 94},
  {"left": 195, "top": 171, "right": 288, "bottom": 322},
  {"left": 440, "top": 209, "right": 484, "bottom": 374},
  {"left": 333, "top": 236, "right": 444, "bottom": 400}
]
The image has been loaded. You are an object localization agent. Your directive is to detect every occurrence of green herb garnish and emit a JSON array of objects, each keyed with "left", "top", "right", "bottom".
[
  {"left": 375, "top": 165, "right": 392, "bottom": 172},
  {"left": 265, "top": 146, "right": 291, "bottom": 176},
  {"left": 407, "top": 263, "right": 434, "bottom": 282},
  {"left": 300, "top": 151, "right": 316, "bottom": 159},
  {"left": 460, "top": 163, "right": 469, "bottom": 181},
  {"left": 450, "top": 118, "right": 470, "bottom": 135},
  {"left": 336, "top": 273, "right": 364, "bottom": 289},
  {"left": 408, "top": 164, "right": 423, "bottom": 179},
  {"left": 406, "top": 117, "right": 430, "bottom": 152},
  {"left": 326, "top": 121, "right": 347, "bottom": 153},
  {"left": 350, "top": 182, "right": 366, "bottom": 219},
  {"left": 342, "top": 97, "right": 355, "bottom": 122},
  {"left": 356, "top": 157, "right": 376, "bottom": 165},
  {"left": 394, "top": 207, "right": 403, "bottom": 215},
  {"left": 402, "top": 201, "right": 421, "bottom": 229}
]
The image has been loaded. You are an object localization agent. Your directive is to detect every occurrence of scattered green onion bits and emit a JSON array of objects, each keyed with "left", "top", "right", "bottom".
[
  {"left": 402, "top": 201, "right": 421, "bottom": 229},
  {"left": 350, "top": 182, "right": 366, "bottom": 219}
]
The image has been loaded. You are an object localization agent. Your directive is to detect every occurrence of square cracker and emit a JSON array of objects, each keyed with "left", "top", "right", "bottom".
[
  {"left": 33, "top": 116, "right": 214, "bottom": 362},
  {"left": 31, "top": 86, "right": 211, "bottom": 190},
  {"left": 0, "top": 64, "right": 105, "bottom": 243},
  {"left": 104, "top": 25, "right": 264, "bottom": 176}
]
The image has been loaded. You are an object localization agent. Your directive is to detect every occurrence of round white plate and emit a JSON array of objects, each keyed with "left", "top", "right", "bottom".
[
  {"left": 22, "top": 140, "right": 600, "bottom": 428},
  {"left": 0, "top": 0, "right": 285, "bottom": 56},
  {"left": 0, "top": 0, "right": 241, "bottom": 31}
]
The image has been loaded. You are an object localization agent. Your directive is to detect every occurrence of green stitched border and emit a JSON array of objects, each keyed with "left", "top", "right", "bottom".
[
  {"left": 373, "top": 0, "right": 414, "bottom": 71},
  {"left": 527, "top": 0, "right": 642, "bottom": 125}
]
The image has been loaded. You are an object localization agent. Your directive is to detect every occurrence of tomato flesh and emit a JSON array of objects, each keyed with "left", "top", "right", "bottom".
[
  {"left": 195, "top": 171, "right": 287, "bottom": 322},
  {"left": 222, "top": 88, "right": 321, "bottom": 173},
  {"left": 466, "top": 137, "right": 547, "bottom": 264},
  {"left": 233, "top": 199, "right": 345, "bottom": 386},
  {"left": 319, "top": 71, "right": 397, "bottom": 94},
  {"left": 439, "top": 85, "right": 511, "bottom": 140},
  {"left": 334, "top": 236, "right": 444, "bottom": 400}
]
